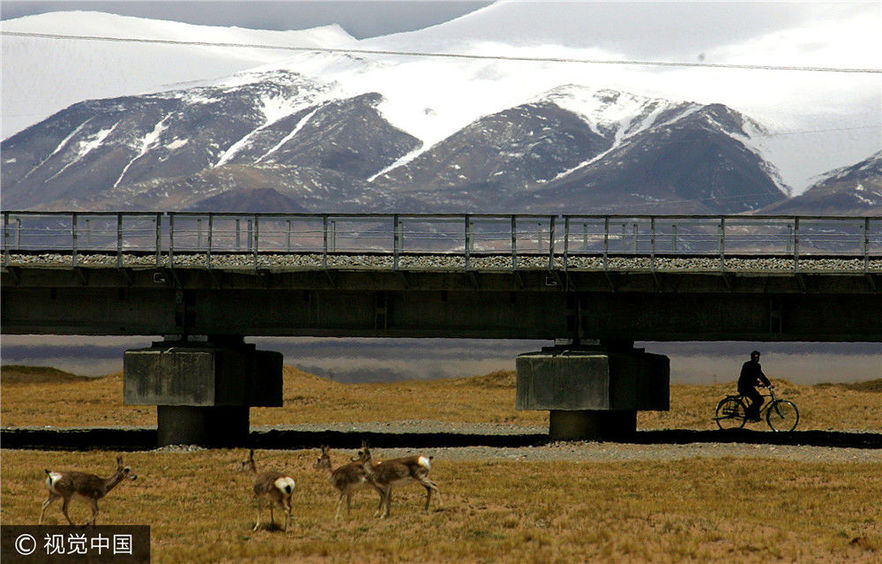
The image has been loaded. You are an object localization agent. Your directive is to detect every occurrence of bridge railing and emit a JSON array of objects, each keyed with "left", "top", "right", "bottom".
[
  {"left": 563, "top": 215, "right": 882, "bottom": 258},
  {"left": 3, "top": 211, "right": 880, "bottom": 270}
]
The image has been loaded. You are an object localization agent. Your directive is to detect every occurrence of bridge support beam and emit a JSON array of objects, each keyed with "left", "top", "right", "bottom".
[
  {"left": 516, "top": 343, "right": 669, "bottom": 441},
  {"left": 123, "top": 336, "right": 282, "bottom": 447}
]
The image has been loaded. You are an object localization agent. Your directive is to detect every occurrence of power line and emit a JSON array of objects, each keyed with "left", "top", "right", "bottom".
[
  {"left": 759, "top": 125, "right": 882, "bottom": 138},
  {"left": 3, "top": 30, "right": 881, "bottom": 75}
]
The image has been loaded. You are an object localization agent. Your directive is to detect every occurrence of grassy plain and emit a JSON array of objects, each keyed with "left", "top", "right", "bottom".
[
  {"left": 3, "top": 365, "right": 882, "bottom": 431},
  {"left": 1, "top": 365, "right": 881, "bottom": 562}
]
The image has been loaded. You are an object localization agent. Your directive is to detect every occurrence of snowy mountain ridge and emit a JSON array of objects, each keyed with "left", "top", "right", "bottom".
[
  {"left": 1, "top": 64, "right": 792, "bottom": 214},
  {"left": 1, "top": 7, "right": 879, "bottom": 213},
  {"left": 4, "top": 7, "right": 879, "bottom": 192},
  {"left": 1, "top": 11, "right": 356, "bottom": 139},
  {"left": 760, "top": 151, "right": 882, "bottom": 215}
]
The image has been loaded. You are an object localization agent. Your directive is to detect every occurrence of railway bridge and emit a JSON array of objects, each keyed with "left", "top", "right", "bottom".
[{"left": 3, "top": 212, "right": 881, "bottom": 444}]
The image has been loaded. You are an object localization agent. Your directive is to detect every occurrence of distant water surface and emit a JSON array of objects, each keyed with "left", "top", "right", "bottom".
[{"left": 1, "top": 336, "right": 879, "bottom": 385}]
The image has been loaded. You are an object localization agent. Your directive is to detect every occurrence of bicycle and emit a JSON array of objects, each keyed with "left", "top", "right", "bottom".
[{"left": 714, "top": 387, "right": 799, "bottom": 432}]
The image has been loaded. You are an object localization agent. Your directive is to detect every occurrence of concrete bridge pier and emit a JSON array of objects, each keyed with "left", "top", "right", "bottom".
[
  {"left": 516, "top": 342, "right": 670, "bottom": 441},
  {"left": 123, "top": 336, "right": 282, "bottom": 447}
]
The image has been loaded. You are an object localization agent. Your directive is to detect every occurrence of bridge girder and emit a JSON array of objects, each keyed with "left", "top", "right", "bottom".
[{"left": 2, "top": 266, "right": 880, "bottom": 342}]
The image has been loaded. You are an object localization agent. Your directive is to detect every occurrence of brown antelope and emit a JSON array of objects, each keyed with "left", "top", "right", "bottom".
[
  {"left": 39, "top": 455, "right": 137, "bottom": 526},
  {"left": 240, "top": 449, "right": 296, "bottom": 532},
  {"left": 357, "top": 442, "right": 442, "bottom": 518},
  {"left": 313, "top": 445, "right": 384, "bottom": 519}
]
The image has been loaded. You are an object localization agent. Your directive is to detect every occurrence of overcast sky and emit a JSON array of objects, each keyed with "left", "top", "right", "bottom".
[
  {"left": 0, "top": 1, "right": 492, "bottom": 38},
  {"left": 3, "top": 1, "right": 878, "bottom": 60}
]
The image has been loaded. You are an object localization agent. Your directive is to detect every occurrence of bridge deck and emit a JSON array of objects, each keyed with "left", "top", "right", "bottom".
[{"left": 3, "top": 213, "right": 881, "bottom": 341}]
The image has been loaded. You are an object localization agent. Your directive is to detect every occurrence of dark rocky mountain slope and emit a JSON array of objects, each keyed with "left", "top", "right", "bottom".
[{"left": 0, "top": 71, "right": 807, "bottom": 214}]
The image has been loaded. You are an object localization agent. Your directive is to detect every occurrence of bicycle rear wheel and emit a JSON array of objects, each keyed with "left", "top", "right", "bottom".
[
  {"left": 715, "top": 397, "right": 747, "bottom": 430},
  {"left": 766, "top": 400, "right": 799, "bottom": 432}
]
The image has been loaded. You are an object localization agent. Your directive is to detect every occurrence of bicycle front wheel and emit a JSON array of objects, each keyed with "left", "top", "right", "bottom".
[
  {"left": 766, "top": 400, "right": 799, "bottom": 432},
  {"left": 715, "top": 397, "right": 747, "bottom": 430}
]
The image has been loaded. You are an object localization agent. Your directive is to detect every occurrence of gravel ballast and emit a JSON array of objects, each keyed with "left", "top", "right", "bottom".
[{"left": 5, "top": 252, "right": 881, "bottom": 272}]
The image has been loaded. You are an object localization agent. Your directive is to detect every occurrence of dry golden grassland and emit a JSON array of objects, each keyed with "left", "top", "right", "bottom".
[
  {"left": 3, "top": 450, "right": 881, "bottom": 563},
  {"left": 1, "top": 365, "right": 881, "bottom": 562},
  {"left": 2, "top": 365, "right": 882, "bottom": 431}
]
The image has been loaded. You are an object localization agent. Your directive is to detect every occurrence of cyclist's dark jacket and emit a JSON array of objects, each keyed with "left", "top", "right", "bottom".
[{"left": 738, "top": 359, "right": 770, "bottom": 393}]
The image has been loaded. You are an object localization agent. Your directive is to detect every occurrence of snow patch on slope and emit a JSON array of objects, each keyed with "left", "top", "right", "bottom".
[
  {"left": 1, "top": 11, "right": 356, "bottom": 139},
  {"left": 114, "top": 117, "right": 169, "bottom": 187},
  {"left": 46, "top": 123, "right": 117, "bottom": 182}
]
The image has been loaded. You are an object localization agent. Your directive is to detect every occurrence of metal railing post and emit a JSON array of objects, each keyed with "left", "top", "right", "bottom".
[
  {"left": 330, "top": 219, "right": 337, "bottom": 252},
  {"left": 207, "top": 214, "right": 213, "bottom": 269},
  {"left": 393, "top": 214, "right": 401, "bottom": 270},
  {"left": 322, "top": 215, "right": 329, "bottom": 269},
  {"left": 719, "top": 217, "right": 726, "bottom": 269},
  {"left": 563, "top": 216, "right": 569, "bottom": 273},
  {"left": 464, "top": 214, "right": 471, "bottom": 270},
  {"left": 253, "top": 215, "right": 259, "bottom": 269},
  {"left": 650, "top": 216, "right": 656, "bottom": 270},
  {"left": 863, "top": 217, "right": 870, "bottom": 272},
  {"left": 603, "top": 216, "right": 610, "bottom": 270},
  {"left": 117, "top": 212, "right": 123, "bottom": 268},
  {"left": 3, "top": 211, "right": 9, "bottom": 267},
  {"left": 793, "top": 217, "right": 800, "bottom": 271},
  {"left": 548, "top": 215, "right": 555, "bottom": 270},
  {"left": 511, "top": 215, "right": 518, "bottom": 270},
  {"left": 71, "top": 213, "right": 79, "bottom": 267},
  {"left": 672, "top": 223, "right": 678, "bottom": 252},
  {"left": 155, "top": 213, "right": 162, "bottom": 267},
  {"left": 169, "top": 213, "right": 175, "bottom": 269}
]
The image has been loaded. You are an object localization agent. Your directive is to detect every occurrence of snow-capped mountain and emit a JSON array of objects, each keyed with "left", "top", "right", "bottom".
[
  {"left": 760, "top": 152, "right": 882, "bottom": 216},
  {"left": 0, "top": 11, "right": 356, "bottom": 139},
  {"left": 0, "top": 66, "right": 789, "bottom": 213},
  {"left": 1, "top": 6, "right": 879, "bottom": 214},
  {"left": 356, "top": 0, "right": 880, "bottom": 193},
  {"left": 511, "top": 102, "right": 785, "bottom": 214},
  {"left": 369, "top": 90, "right": 784, "bottom": 213},
  {"left": 1, "top": 70, "right": 409, "bottom": 211}
]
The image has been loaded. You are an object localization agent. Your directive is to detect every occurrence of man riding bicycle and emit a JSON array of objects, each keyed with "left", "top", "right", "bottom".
[{"left": 739, "top": 350, "right": 772, "bottom": 421}]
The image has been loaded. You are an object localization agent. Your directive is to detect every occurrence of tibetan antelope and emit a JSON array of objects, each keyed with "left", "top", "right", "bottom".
[
  {"left": 357, "top": 442, "right": 442, "bottom": 518},
  {"left": 240, "top": 449, "right": 296, "bottom": 532},
  {"left": 39, "top": 455, "right": 137, "bottom": 526},
  {"left": 313, "top": 445, "right": 383, "bottom": 519}
]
